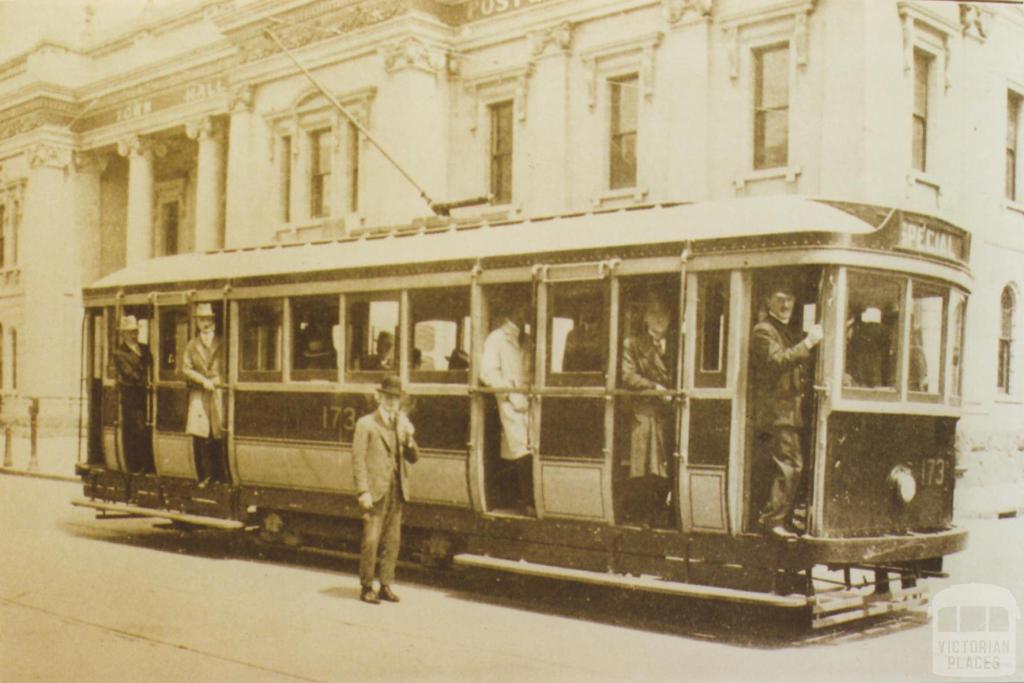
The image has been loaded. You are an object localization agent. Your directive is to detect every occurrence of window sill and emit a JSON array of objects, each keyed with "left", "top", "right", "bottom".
[
  {"left": 733, "top": 165, "right": 802, "bottom": 190},
  {"left": 907, "top": 169, "right": 942, "bottom": 192},
  {"left": 993, "top": 397, "right": 1023, "bottom": 405},
  {"left": 1003, "top": 199, "right": 1024, "bottom": 217},
  {"left": 592, "top": 186, "right": 649, "bottom": 208},
  {"left": 275, "top": 216, "right": 351, "bottom": 243}
]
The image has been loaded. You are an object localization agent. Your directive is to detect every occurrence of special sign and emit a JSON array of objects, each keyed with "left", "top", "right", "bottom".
[
  {"left": 463, "top": 0, "right": 556, "bottom": 21},
  {"left": 897, "top": 218, "right": 966, "bottom": 263}
]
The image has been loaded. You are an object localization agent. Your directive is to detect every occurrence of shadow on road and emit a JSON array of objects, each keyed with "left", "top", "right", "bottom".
[{"left": 58, "top": 513, "right": 928, "bottom": 648}]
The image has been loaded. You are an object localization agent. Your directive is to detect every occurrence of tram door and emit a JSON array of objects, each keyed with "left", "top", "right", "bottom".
[
  {"left": 115, "top": 305, "right": 155, "bottom": 475},
  {"left": 740, "top": 267, "right": 822, "bottom": 533}
]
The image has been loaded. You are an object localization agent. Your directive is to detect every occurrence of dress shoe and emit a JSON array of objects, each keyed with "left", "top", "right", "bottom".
[
  {"left": 378, "top": 586, "right": 400, "bottom": 603},
  {"left": 768, "top": 525, "right": 798, "bottom": 540},
  {"left": 360, "top": 586, "right": 380, "bottom": 604},
  {"left": 197, "top": 478, "right": 210, "bottom": 488}
]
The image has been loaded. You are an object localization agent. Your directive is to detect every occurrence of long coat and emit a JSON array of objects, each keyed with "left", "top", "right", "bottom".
[
  {"left": 621, "top": 333, "right": 673, "bottom": 478},
  {"left": 352, "top": 410, "right": 420, "bottom": 503},
  {"left": 182, "top": 335, "right": 223, "bottom": 439},
  {"left": 749, "top": 316, "right": 812, "bottom": 431},
  {"left": 480, "top": 322, "right": 531, "bottom": 460}
]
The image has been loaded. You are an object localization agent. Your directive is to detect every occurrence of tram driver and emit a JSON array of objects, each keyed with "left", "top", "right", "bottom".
[
  {"left": 751, "top": 277, "right": 822, "bottom": 539},
  {"left": 480, "top": 300, "right": 535, "bottom": 516}
]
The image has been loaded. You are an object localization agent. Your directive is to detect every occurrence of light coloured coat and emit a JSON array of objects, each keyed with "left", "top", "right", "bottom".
[
  {"left": 480, "top": 321, "right": 531, "bottom": 460},
  {"left": 182, "top": 335, "right": 223, "bottom": 439}
]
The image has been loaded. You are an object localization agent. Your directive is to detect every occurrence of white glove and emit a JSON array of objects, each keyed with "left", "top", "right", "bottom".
[
  {"left": 358, "top": 492, "right": 374, "bottom": 511},
  {"left": 508, "top": 392, "right": 529, "bottom": 412}
]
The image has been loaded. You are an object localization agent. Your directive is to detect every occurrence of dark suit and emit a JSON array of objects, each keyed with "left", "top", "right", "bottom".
[
  {"left": 750, "top": 315, "right": 813, "bottom": 529},
  {"left": 111, "top": 341, "right": 154, "bottom": 473},
  {"left": 352, "top": 409, "right": 419, "bottom": 588}
]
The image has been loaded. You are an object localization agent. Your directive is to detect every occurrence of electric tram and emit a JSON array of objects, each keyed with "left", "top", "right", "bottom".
[{"left": 74, "top": 195, "right": 971, "bottom": 627}]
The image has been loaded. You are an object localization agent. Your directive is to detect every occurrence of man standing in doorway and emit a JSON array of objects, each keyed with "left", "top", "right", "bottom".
[
  {"left": 183, "top": 303, "right": 225, "bottom": 486},
  {"left": 480, "top": 302, "right": 534, "bottom": 516},
  {"left": 353, "top": 376, "right": 419, "bottom": 604},
  {"left": 112, "top": 315, "right": 154, "bottom": 474},
  {"left": 750, "top": 277, "right": 822, "bottom": 539},
  {"left": 621, "top": 296, "right": 674, "bottom": 528}
]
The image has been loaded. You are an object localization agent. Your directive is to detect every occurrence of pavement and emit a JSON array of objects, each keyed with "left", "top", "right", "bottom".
[{"left": 0, "top": 434, "right": 82, "bottom": 483}]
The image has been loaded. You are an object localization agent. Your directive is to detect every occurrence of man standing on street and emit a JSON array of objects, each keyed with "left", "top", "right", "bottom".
[
  {"left": 353, "top": 375, "right": 419, "bottom": 604},
  {"left": 750, "top": 276, "right": 822, "bottom": 539}
]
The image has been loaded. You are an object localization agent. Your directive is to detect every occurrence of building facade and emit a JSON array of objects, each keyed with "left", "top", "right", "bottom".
[{"left": 0, "top": 0, "right": 1021, "bottom": 443}]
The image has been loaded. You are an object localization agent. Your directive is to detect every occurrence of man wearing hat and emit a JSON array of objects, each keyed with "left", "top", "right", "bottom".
[
  {"left": 182, "top": 303, "right": 225, "bottom": 486},
  {"left": 352, "top": 375, "right": 419, "bottom": 604},
  {"left": 112, "top": 315, "right": 154, "bottom": 474},
  {"left": 750, "top": 275, "right": 823, "bottom": 539}
]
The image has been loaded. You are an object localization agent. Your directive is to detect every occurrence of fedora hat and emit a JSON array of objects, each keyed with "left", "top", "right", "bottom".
[
  {"left": 377, "top": 375, "right": 403, "bottom": 397},
  {"left": 194, "top": 302, "right": 215, "bottom": 318},
  {"left": 119, "top": 315, "right": 139, "bottom": 332}
]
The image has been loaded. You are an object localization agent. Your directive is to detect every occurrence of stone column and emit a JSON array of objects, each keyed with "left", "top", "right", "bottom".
[
  {"left": 225, "top": 84, "right": 254, "bottom": 248},
  {"left": 117, "top": 135, "right": 164, "bottom": 265},
  {"left": 186, "top": 116, "right": 225, "bottom": 253}
]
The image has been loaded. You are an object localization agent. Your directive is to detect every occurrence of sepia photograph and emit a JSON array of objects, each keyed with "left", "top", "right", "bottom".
[{"left": 0, "top": 0, "right": 1022, "bottom": 680}]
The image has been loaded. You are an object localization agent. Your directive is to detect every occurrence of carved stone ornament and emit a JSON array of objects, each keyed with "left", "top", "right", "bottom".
[
  {"left": 29, "top": 143, "right": 72, "bottom": 169},
  {"left": 0, "top": 113, "right": 42, "bottom": 143},
  {"left": 185, "top": 116, "right": 223, "bottom": 140},
  {"left": 528, "top": 21, "right": 573, "bottom": 59},
  {"left": 230, "top": 84, "right": 254, "bottom": 112},
  {"left": 959, "top": 3, "right": 987, "bottom": 40},
  {"left": 662, "top": 0, "right": 712, "bottom": 25},
  {"left": 73, "top": 151, "right": 110, "bottom": 174},
  {"left": 381, "top": 37, "right": 445, "bottom": 75},
  {"left": 116, "top": 135, "right": 167, "bottom": 160}
]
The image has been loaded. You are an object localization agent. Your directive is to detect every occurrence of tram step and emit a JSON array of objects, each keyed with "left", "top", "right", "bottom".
[
  {"left": 811, "top": 586, "right": 928, "bottom": 629},
  {"left": 451, "top": 553, "right": 808, "bottom": 608},
  {"left": 71, "top": 497, "right": 245, "bottom": 531}
]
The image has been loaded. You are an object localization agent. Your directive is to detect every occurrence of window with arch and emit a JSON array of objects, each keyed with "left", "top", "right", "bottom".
[{"left": 998, "top": 285, "right": 1016, "bottom": 393}]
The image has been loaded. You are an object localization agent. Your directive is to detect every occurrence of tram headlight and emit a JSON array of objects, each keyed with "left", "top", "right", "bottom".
[{"left": 888, "top": 465, "right": 917, "bottom": 504}]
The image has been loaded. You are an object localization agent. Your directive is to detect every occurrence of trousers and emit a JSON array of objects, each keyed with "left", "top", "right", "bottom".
[
  {"left": 360, "top": 478, "right": 403, "bottom": 588},
  {"left": 193, "top": 437, "right": 226, "bottom": 483},
  {"left": 758, "top": 427, "right": 804, "bottom": 528}
]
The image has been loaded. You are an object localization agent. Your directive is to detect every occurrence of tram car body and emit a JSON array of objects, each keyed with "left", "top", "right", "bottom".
[{"left": 75, "top": 196, "right": 971, "bottom": 627}]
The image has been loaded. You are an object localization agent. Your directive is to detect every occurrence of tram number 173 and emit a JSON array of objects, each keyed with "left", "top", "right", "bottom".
[
  {"left": 921, "top": 458, "right": 946, "bottom": 487},
  {"left": 322, "top": 406, "right": 358, "bottom": 434}
]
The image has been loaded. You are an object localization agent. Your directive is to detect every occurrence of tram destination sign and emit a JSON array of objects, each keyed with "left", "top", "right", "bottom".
[{"left": 896, "top": 216, "right": 968, "bottom": 264}]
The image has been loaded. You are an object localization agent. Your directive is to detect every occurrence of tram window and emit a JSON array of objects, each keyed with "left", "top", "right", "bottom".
[
  {"left": 618, "top": 276, "right": 679, "bottom": 389},
  {"left": 844, "top": 271, "right": 902, "bottom": 391},
  {"left": 909, "top": 281, "right": 946, "bottom": 395},
  {"left": 291, "top": 295, "right": 339, "bottom": 381},
  {"left": 409, "top": 288, "right": 470, "bottom": 384},
  {"left": 158, "top": 307, "right": 189, "bottom": 381},
  {"left": 548, "top": 282, "right": 606, "bottom": 386},
  {"left": 951, "top": 292, "right": 966, "bottom": 398},
  {"left": 92, "top": 313, "right": 105, "bottom": 380},
  {"left": 696, "top": 273, "right": 729, "bottom": 388},
  {"left": 346, "top": 296, "right": 399, "bottom": 376},
  {"left": 239, "top": 299, "right": 283, "bottom": 382}
]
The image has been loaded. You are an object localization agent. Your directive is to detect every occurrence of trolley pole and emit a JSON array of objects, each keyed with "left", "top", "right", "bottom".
[{"left": 28, "top": 397, "right": 39, "bottom": 472}]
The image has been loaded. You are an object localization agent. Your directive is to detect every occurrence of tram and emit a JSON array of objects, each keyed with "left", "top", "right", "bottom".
[{"left": 74, "top": 196, "right": 971, "bottom": 628}]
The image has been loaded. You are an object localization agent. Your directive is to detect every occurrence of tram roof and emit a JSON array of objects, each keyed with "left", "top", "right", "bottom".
[{"left": 88, "top": 196, "right": 884, "bottom": 292}]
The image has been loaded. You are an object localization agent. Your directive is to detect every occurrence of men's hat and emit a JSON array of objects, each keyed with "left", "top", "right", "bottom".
[
  {"left": 764, "top": 275, "right": 797, "bottom": 297},
  {"left": 378, "top": 375, "right": 403, "bottom": 397},
  {"left": 119, "top": 315, "right": 139, "bottom": 332},
  {"left": 194, "top": 302, "right": 215, "bottom": 318}
]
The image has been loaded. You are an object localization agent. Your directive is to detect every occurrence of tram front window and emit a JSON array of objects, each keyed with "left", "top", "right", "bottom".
[
  {"left": 844, "top": 271, "right": 902, "bottom": 390},
  {"left": 910, "top": 281, "right": 946, "bottom": 395},
  {"left": 240, "top": 300, "right": 283, "bottom": 381},
  {"left": 292, "top": 295, "right": 339, "bottom": 380}
]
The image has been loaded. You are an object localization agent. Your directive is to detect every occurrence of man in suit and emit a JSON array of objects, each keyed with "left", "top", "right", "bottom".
[
  {"left": 111, "top": 315, "right": 154, "bottom": 474},
  {"left": 621, "top": 297, "right": 675, "bottom": 527},
  {"left": 182, "top": 303, "right": 225, "bottom": 486},
  {"left": 353, "top": 375, "right": 420, "bottom": 604},
  {"left": 750, "top": 276, "right": 822, "bottom": 539}
]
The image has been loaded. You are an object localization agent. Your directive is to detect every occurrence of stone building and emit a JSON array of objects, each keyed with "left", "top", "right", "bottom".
[{"left": 0, "top": 0, "right": 1021, "bottom": 446}]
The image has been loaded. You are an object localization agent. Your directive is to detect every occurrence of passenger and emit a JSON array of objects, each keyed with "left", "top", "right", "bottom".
[
  {"left": 480, "top": 301, "right": 534, "bottom": 515},
  {"left": 299, "top": 331, "right": 336, "bottom": 370},
  {"left": 845, "top": 307, "right": 885, "bottom": 387},
  {"left": 908, "top": 323, "right": 929, "bottom": 392},
  {"left": 562, "top": 311, "right": 603, "bottom": 372},
  {"left": 447, "top": 348, "right": 470, "bottom": 371},
  {"left": 621, "top": 296, "right": 674, "bottom": 528},
  {"left": 363, "top": 331, "right": 396, "bottom": 371},
  {"left": 111, "top": 315, "right": 154, "bottom": 474},
  {"left": 750, "top": 277, "right": 822, "bottom": 539},
  {"left": 182, "top": 303, "right": 226, "bottom": 487},
  {"left": 353, "top": 375, "right": 419, "bottom": 604}
]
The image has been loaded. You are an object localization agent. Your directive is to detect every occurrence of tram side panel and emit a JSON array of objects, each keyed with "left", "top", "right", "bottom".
[{"left": 821, "top": 412, "right": 956, "bottom": 537}]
